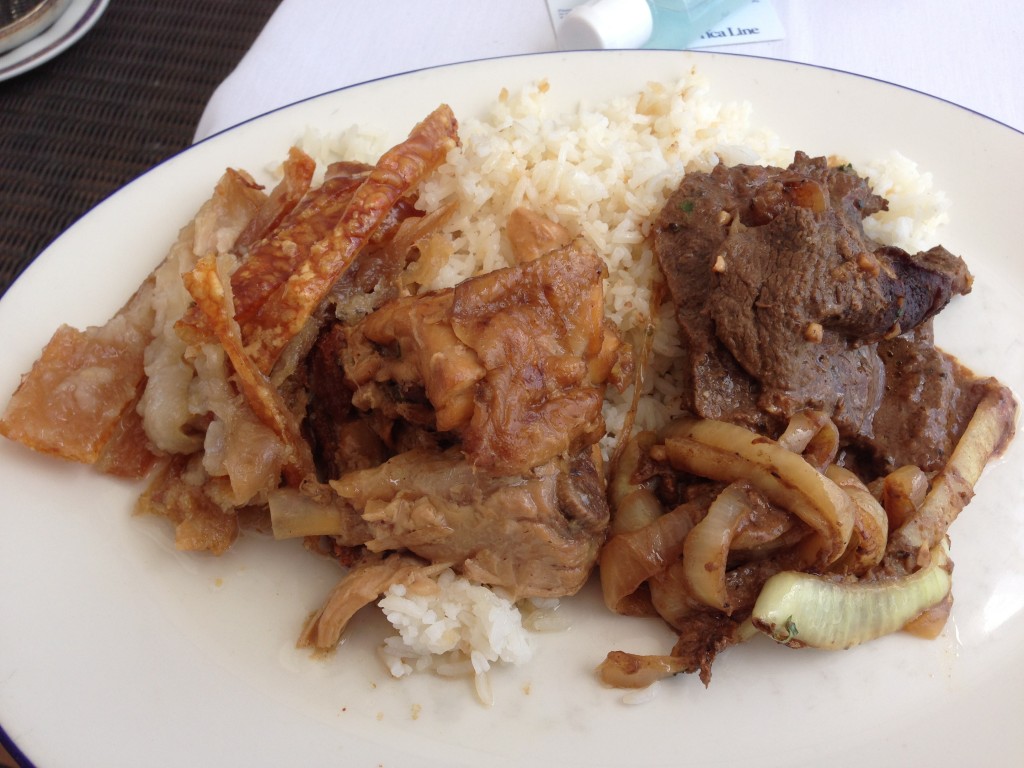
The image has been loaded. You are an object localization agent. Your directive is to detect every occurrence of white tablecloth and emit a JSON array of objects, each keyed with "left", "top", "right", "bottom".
[{"left": 195, "top": 0, "right": 1023, "bottom": 141}]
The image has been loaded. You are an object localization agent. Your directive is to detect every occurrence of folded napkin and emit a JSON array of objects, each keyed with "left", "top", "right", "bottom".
[
  {"left": 194, "top": 0, "right": 554, "bottom": 140},
  {"left": 195, "top": 0, "right": 1023, "bottom": 141}
]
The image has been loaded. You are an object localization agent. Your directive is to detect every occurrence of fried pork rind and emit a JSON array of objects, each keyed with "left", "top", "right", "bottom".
[
  {"left": 141, "top": 169, "right": 270, "bottom": 456},
  {"left": 229, "top": 157, "right": 371, "bottom": 326},
  {"left": 0, "top": 168, "right": 267, "bottom": 475},
  {"left": 241, "top": 104, "right": 460, "bottom": 374},
  {"left": 0, "top": 106, "right": 463, "bottom": 556},
  {"left": 0, "top": 313, "right": 153, "bottom": 469},
  {"left": 135, "top": 454, "right": 241, "bottom": 555},
  {"left": 233, "top": 145, "right": 317, "bottom": 252},
  {"left": 182, "top": 252, "right": 316, "bottom": 486}
]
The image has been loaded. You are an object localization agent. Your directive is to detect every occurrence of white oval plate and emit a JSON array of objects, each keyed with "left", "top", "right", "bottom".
[
  {"left": 1, "top": 51, "right": 1022, "bottom": 768},
  {"left": 0, "top": 0, "right": 107, "bottom": 81}
]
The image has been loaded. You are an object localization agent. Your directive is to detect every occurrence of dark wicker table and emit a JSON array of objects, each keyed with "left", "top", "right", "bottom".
[
  {"left": 0, "top": 3, "right": 281, "bottom": 764},
  {"left": 0, "top": 0, "right": 282, "bottom": 299}
]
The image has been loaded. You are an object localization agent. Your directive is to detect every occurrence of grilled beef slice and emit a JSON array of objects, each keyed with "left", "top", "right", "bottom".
[{"left": 654, "top": 152, "right": 975, "bottom": 475}]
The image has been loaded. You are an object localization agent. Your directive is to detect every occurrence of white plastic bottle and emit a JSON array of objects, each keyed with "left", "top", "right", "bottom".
[{"left": 557, "top": 0, "right": 750, "bottom": 51}]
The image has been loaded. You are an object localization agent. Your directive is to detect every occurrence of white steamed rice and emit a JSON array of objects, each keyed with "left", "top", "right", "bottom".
[{"left": 377, "top": 569, "right": 533, "bottom": 705}]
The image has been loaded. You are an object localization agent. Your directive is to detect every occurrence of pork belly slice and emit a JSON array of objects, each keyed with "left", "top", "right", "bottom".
[{"left": 0, "top": 281, "right": 156, "bottom": 470}]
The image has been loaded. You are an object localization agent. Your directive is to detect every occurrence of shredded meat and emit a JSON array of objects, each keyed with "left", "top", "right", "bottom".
[{"left": 298, "top": 553, "right": 449, "bottom": 650}]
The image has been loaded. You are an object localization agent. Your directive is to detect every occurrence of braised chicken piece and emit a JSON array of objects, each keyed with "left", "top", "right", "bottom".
[
  {"left": 342, "top": 239, "right": 631, "bottom": 475},
  {"left": 271, "top": 439, "right": 612, "bottom": 652},
  {"left": 331, "top": 446, "right": 610, "bottom": 600},
  {"left": 287, "top": 209, "right": 629, "bottom": 646}
]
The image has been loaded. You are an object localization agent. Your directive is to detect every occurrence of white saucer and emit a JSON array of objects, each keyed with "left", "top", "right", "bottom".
[{"left": 0, "top": 0, "right": 108, "bottom": 82}]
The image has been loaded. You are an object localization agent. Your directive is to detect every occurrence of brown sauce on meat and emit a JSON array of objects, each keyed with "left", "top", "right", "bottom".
[{"left": 654, "top": 152, "right": 981, "bottom": 479}]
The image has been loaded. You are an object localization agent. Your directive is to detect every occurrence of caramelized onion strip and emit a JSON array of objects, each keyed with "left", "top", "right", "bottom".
[
  {"left": 603, "top": 429, "right": 700, "bottom": 615},
  {"left": 600, "top": 504, "right": 698, "bottom": 615},
  {"left": 608, "top": 431, "right": 661, "bottom": 536},
  {"left": 596, "top": 650, "right": 690, "bottom": 689},
  {"left": 886, "top": 381, "right": 1017, "bottom": 565},
  {"left": 730, "top": 505, "right": 801, "bottom": 554},
  {"left": 661, "top": 417, "right": 855, "bottom": 566},
  {"left": 825, "top": 465, "right": 888, "bottom": 575},
  {"left": 777, "top": 409, "right": 839, "bottom": 470},
  {"left": 881, "top": 465, "right": 929, "bottom": 533},
  {"left": 680, "top": 482, "right": 750, "bottom": 613},
  {"left": 777, "top": 409, "right": 829, "bottom": 453}
]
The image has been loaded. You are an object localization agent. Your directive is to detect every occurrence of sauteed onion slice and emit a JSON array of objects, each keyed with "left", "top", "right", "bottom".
[
  {"left": 752, "top": 544, "right": 953, "bottom": 650},
  {"left": 662, "top": 417, "right": 856, "bottom": 566},
  {"left": 887, "top": 381, "right": 1017, "bottom": 567},
  {"left": 680, "top": 482, "right": 750, "bottom": 613}
]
